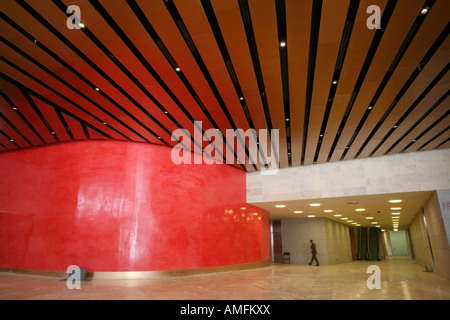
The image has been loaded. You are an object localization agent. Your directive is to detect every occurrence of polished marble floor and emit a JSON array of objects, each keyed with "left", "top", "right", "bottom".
[{"left": 1, "top": 258, "right": 449, "bottom": 300}]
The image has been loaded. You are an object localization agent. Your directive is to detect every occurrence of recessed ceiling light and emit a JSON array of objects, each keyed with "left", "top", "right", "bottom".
[
  {"left": 12, "top": 107, "right": 18, "bottom": 110},
  {"left": 352, "top": 222, "right": 357, "bottom": 225},
  {"left": 10, "top": 139, "right": 14, "bottom": 142},
  {"left": 333, "top": 214, "right": 342, "bottom": 217},
  {"left": 366, "top": 217, "right": 374, "bottom": 220},
  {"left": 241, "top": 207, "right": 246, "bottom": 210},
  {"left": 102, "top": 122, "right": 107, "bottom": 125},
  {"left": 239, "top": 97, "right": 244, "bottom": 100},
  {"left": 280, "top": 41, "right": 286, "bottom": 47},
  {"left": 332, "top": 80, "right": 338, "bottom": 85},
  {"left": 95, "top": 87, "right": 100, "bottom": 91},
  {"left": 294, "top": 211, "right": 303, "bottom": 214},
  {"left": 391, "top": 212, "right": 401, "bottom": 215},
  {"left": 347, "top": 201, "right": 359, "bottom": 204},
  {"left": 341, "top": 217, "right": 348, "bottom": 220},
  {"left": 389, "top": 199, "right": 402, "bottom": 203},
  {"left": 371, "top": 222, "right": 378, "bottom": 224},
  {"left": 309, "top": 203, "right": 321, "bottom": 207},
  {"left": 420, "top": 7, "right": 429, "bottom": 14},
  {"left": 51, "top": 132, "right": 55, "bottom": 135},
  {"left": 390, "top": 207, "right": 401, "bottom": 210},
  {"left": 347, "top": 220, "right": 353, "bottom": 223},
  {"left": 79, "top": 23, "right": 85, "bottom": 28},
  {"left": 324, "top": 210, "right": 333, "bottom": 213},
  {"left": 175, "top": 67, "right": 181, "bottom": 72},
  {"left": 275, "top": 205, "right": 286, "bottom": 208},
  {"left": 307, "top": 215, "right": 315, "bottom": 218},
  {"left": 157, "top": 136, "right": 162, "bottom": 140},
  {"left": 355, "top": 208, "right": 366, "bottom": 212},
  {"left": 375, "top": 225, "right": 381, "bottom": 228}
]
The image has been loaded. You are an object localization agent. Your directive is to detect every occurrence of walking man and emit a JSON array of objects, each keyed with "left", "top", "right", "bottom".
[{"left": 308, "top": 239, "right": 319, "bottom": 266}]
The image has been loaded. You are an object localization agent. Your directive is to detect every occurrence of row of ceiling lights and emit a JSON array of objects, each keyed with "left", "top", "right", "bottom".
[{"left": 275, "top": 199, "right": 403, "bottom": 231}]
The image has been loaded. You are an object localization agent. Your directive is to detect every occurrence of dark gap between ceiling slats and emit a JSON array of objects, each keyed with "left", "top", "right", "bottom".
[
  {"left": 275, "top": 0, "right": 291, "bottom": 165},
  {"left": 302, "top": 0, "right": 322, "bottom": 165}
]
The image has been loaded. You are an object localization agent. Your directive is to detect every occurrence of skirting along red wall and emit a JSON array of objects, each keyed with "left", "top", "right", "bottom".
[{"left": 0, "top": 141, "right": 270, "bottom": 272}]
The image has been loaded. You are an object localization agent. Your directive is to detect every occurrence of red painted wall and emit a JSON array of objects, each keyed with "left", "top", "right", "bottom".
[{"left": 0, "top": 141, "right": 270, "bottom": 272}]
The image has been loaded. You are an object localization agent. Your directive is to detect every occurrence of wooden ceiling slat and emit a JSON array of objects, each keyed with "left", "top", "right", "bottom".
[
  {"left": 344, "top": 0, "right": 450, "bottom": 160},
  {"left": 303, "top": 0, "right": 350, "bottom": 165},
  {"left": 285, "top": 0, "right": 312, "bottom": 167},
  {"left": 328, "top": 0, "right": 425, "bottom": 162},
  {"left": 247, "top": 0, "right": 288, "bottom": 169},
  {"left": 62, "top": 113, "right": 86, "bottom": 141}
]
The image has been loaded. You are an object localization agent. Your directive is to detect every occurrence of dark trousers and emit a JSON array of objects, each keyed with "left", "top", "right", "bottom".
[{"left": 309, "top": 254, "right": 319, "bottom": 266}]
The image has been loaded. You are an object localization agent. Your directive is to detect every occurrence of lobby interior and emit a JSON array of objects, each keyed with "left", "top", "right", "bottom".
[{"left": 0, "top": 0, "right": 449, "bottom": 300}]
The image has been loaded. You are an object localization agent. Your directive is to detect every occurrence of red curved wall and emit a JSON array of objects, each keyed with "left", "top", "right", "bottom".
[{"left": 0, "top": 141, "right": 270, "bottom": 272}]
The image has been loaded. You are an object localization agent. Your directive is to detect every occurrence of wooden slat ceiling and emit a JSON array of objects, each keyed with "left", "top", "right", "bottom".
[{"left": 0, "top": 0, "right": 449, "bottom": 172}]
